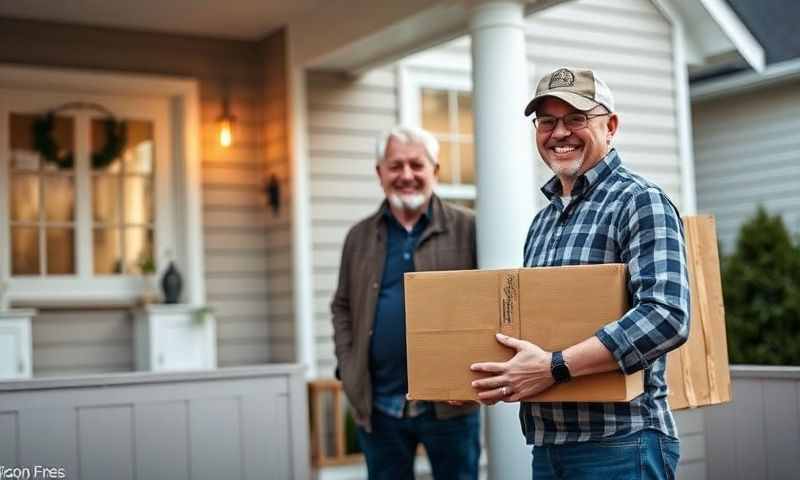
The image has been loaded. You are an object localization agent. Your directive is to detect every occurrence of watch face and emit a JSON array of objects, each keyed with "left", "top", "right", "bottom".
[{"left": 553, "top": 364, "right": 571, "bottom": 383}]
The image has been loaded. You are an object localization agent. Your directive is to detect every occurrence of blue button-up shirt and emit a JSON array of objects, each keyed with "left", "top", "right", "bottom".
[
  {"left": 371, "top": 205, "right": 432, "bottom": 418},
  {"left": 520, "top": 149, "right": 691, "bottom": 446}
]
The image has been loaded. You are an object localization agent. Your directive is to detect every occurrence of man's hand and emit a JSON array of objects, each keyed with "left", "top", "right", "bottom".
[{"left": 469, "top": 333, "right": 555, "bottom": 405}]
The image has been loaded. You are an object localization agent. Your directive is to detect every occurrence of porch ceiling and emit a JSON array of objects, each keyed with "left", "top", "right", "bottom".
[{"left": 0, "top": 0, "right": 325, "bottom": 40}]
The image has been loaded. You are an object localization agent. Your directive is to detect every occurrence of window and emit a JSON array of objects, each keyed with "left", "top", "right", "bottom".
[
  {"left": 8, "top": 115, "right": 156, "bottom": 278},
  {"left": 0, "top": 67, "right": 201, "bottom": 306},
  {"left": 400, "top": 67, "right": 476, "bottom": 207}
]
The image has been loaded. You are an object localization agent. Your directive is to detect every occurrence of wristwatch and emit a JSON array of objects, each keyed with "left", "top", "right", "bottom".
[{"left": 551, "top": 351, "right": 572, "bottom": 384}]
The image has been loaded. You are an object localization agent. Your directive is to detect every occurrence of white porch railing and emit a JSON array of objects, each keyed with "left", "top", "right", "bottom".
[
  {"left": 703, "top": 365, "right": 800, "bottom": 480},
  {"left": 0, "top": 365, "right": 310, "bottom": 480}
]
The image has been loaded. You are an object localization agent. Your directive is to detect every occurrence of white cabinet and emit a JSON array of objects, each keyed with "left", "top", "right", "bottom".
[
  {"left": 134, "top": 304, "right": 216, "bottom": 371},
  {"left": 0, "top": 309, "right": 34, "bottom": 379}
]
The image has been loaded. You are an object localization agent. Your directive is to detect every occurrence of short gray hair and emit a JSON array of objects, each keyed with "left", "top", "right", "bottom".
[{"left": 375, "top": 125, "right": 439, "bottom": 165}]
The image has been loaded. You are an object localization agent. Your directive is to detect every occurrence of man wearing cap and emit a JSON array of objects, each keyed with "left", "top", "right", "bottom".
[
  {"left": 471, "top": 68, "right": 690, "bottom": 478},
  {"left": 332, "top": 125, "right": 481, "bottom": 480}
]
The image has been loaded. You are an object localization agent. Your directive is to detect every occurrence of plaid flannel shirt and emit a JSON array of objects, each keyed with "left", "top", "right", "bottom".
[{"left": 520, "top": 149, "right": 691, "bottom": 446}]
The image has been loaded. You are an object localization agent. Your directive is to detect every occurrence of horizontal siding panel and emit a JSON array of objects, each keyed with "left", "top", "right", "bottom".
[
  {"left": 310, "top": 156, "right": 375, "bottom": 177},
  {"left": 34, "top": 344, "right": 132, "bottom": 371},
  {"left": 353, "top": 69, "right": 396, "bottom": 89},
  {"left": 311, "top": 201, "right": 377, "bottom": 223},
  {"left": 309, "top": 110, "right": 396, "bottom": 132},
  {"left": 527, "top": 39, "right": 671, "bottom": 72},
  {"left": 312, "top": 224, "right": 352, "bottom": 245},
  {"left": 216, "top": 318, "right": 269, "bottom": 341},
  {"left": 32, "top": 313, "right": 131, "bottom": 344},
  {"left": 217, "top": 342, "right": 269, "bottom": 367},
  {"left": 525, "top": 23, "right": 670, "bottom": 54},
  {"left": 699, "top": 181, "right": 799, "bottom": 207},
  {"left": 205, "top": 230, "right": 289, "bottom": 250},
  {"left": 308, "top": 132, "right": 377, "bottom": 154},
  {"left": 695, "top": 149, "right": 799, "bottom": 178},
  {"left": 696, "top": 164, "right": 800, "bottom": 193},
  {"left": 203, "top": 187, "right": 263, "bottom": 208},
  {"left": 202, "top": 166, "right": 264, "bottom": 188},
  {"left": 206, "top": 277, "right": 269, "bottom": 296},
  {"left": 202, "top": 146, "right": 262, "bottom": 166},
  {"left": 309, "top": 87, "right": 396, "bottom": 110},
  {"left": 203, "top": 210, "right": 269, "bottom": 229},
  {"left": 533, "top": 4, "right": 669, "bottom": 36},
  {"left": 309, "top": 178, "right": 382, "bottom": 200},
  {"left": 207, "top": 299, "right": 271, "bottom": 317},
  {"left": 268, "top": 343, "right": 295, "bottom": 363}
]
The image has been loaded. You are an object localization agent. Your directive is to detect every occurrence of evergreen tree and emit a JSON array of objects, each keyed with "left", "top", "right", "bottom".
[{"left": 722, "top": 207, "right": 800, "bottom": 365}]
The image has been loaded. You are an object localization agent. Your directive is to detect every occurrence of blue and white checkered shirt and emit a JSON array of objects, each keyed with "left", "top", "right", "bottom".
[{"left": 520, "top": 149, "right": 691, "bottom": 446}]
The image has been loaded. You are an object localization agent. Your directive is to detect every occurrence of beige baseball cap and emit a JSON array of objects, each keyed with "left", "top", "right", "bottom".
[{"left": 524, "top": 67, "right": 615, "bottom": 116}]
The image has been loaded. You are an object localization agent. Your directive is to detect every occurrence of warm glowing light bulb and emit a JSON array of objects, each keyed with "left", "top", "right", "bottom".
[{"left": 219, "top": 119, "right": 233, "bottom": 147}]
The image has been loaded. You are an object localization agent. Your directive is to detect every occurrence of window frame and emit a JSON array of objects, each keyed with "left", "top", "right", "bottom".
[
  {"left": 0, "top": 65, "right": 204, "bottom": 307},
  {"left": 398, "top": 66, "right": 476, "bottom": 203}
]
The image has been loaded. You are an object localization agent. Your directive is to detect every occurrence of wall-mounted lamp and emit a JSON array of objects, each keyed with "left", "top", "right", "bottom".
[
  {"left": 266, "top": 174, "right": 281, "bottom": 217},
  {"left": 218, "top": 98, "right": 235, "bottom": 148}
]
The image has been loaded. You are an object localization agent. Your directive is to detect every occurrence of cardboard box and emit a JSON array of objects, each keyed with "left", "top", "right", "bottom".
[
  {"left": 667, "top": 215, "right": 731, "bottom": 410},
  {"left": 404, "top": 215, "right": 732, "bottom": 408},
  {"left": 404, "top": 263, "right": 644, "bottom": 402}
]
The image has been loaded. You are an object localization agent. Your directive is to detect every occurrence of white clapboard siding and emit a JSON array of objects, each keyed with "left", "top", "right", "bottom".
[
  {"left": 693, "top": 81, "right": 800, "bottom": 252},
  {"left": 31, "top": 309, "right": 133, "bottom": 377},
  {"left": 306, "top": 69, "right": 397, "bottom": 376},
  {"left": 0, "top": 21, "right": 289, "bottom": 373}
]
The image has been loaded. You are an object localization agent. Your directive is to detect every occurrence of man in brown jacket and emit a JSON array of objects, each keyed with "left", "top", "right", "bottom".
[{"left": 331, "top": 125, "right": 480, "bottom": 480}]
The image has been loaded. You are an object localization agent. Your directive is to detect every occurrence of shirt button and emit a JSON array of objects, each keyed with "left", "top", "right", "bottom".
[
  {"left": 369, "top": 330, "right": 374, "bottom": 336},
  {"left": 372, "top": 282, "right": 379, "bottom": 289},
  {"left": 403, "top": 253, "right": 411, "bottom": 261}
]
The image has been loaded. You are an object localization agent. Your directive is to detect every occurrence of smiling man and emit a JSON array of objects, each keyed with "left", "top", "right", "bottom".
[
  {"left": 331, "top": 126, "right": 480, "bottom": 480},
  {"left": 470, "top": 68, "right": 691, "bottom": 479}
]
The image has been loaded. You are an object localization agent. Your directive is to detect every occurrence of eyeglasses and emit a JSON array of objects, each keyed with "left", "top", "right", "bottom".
[{"left": 533, "top": 112, "right": 611, "bottom": 132}]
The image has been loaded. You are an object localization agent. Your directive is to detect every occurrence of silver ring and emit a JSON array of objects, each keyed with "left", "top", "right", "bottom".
[{"left": 501, "top": 386, "right": 508, "bottom": 396}]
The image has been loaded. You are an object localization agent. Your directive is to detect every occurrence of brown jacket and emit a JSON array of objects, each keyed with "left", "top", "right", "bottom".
[{"left": 331, "top": 195, "right": 479, "bottom": 429}]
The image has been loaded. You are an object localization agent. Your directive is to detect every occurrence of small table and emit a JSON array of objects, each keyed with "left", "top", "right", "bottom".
[
  {"left": 0, "top": 309, "right": 35, "bottom": 379},
  {"left": 133, "top": 304, "right": 217, "bottom": 371}
]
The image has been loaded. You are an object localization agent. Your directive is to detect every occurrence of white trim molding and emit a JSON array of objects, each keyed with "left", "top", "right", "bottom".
[
  {"left": 0, "top": 64, "right": 205, "bottom": 306},
  {"left": 698, "top": 0, "right": 765, "bottom": 73},
  {"left": 652, "top": 0, "right": 698, "bottom": 214},
  {"left": 691, "top": 57, "right": 800, "bottom": 102},
  {"left": 287, "top": 28, "right": 317, "bottom": 379}
]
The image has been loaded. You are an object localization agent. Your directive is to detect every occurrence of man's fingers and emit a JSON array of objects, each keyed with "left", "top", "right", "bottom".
[
  {"left": 476, "top": 385, "right": 513, "bottom": 403},
  {"left": 495, "top": 333, "right": 526, "bottom": 350},
  {"left": 471, "top": 376, "right": 506, "bottom": 390},
  {"left": 470, "top": 362, "right": 505, "bottom": 373}
]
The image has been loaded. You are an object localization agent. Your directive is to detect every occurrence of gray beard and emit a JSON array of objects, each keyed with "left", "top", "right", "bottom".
[
  {"left": 549, "top": 158, "right": 583, "bottom": 178},
  {"left": 388, "top": 193, "right": 426, "bottom": 212}
]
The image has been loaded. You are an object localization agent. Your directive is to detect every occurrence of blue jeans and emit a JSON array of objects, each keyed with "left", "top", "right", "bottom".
[
  {"left": 531, "top": 430, "right": 680, "bottom": 480},
  {"left": 357, "top": 409, "right": 481, "bottom": 480}
]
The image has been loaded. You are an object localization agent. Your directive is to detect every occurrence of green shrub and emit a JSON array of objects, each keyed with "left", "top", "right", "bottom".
[{"left": 722, "top": 207, "right": 800, "bottom": 365}]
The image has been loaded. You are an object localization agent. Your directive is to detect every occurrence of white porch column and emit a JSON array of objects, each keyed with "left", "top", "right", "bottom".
[{"left": 469, "top": 1, "right": 536, "bottom": 479}]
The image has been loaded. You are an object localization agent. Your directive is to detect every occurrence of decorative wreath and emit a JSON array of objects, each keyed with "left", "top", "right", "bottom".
[{"left": 33, "top": 102, "right": 127, "bottom": 170}]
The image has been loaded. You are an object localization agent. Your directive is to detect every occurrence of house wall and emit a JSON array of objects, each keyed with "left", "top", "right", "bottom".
[
  {"left": 305, "top": 0, "right": 705, "bottom": 477},
  {"left": 0, "top": 18, "right": 291, "bottom": 373},
  {"left": 306, "top": 69, "right": 398, "bottom": 377},
  {"left": 262, "top": 31, "right": 296, "bottom": 362},
  {"left": 692, "top": 80, "right": 800, "bottom": 252},
  {"left": 306, "top": 0, "right": 685, "bottom": 379}
]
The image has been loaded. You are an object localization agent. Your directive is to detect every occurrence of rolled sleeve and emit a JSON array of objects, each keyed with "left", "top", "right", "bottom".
[{"left": 596, "top": 189, "right": 691, "bottom": 375}]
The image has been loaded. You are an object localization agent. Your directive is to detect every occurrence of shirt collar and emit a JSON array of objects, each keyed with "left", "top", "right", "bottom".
[{"left": 540, "top": 148, "right": 621, "bottom": 201}]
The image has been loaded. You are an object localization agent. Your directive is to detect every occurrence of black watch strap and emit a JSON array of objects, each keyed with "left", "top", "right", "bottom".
[{"left": 551, "top": 351, "right": 572, "bottom": 384}]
